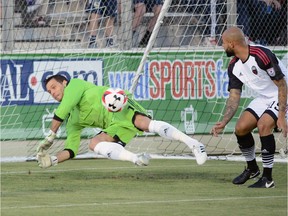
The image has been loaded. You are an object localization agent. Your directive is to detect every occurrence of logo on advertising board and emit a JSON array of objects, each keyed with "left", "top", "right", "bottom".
[
  {"left": 1, "top": 59, "right": 103, "bottom": 106},
  {"left": 108, "top": 59, "right": 231, "bottom": 100}
]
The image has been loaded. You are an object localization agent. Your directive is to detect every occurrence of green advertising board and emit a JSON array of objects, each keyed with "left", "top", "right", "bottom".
[{"left": 1, "top": 50, "right": 287, "bottom": 140}]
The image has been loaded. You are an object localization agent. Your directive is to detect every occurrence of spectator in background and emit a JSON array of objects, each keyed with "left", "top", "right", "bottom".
[
  {"left": 86, "top": 0, "right": 117, "bottom": 48},
  {"left": 183, "top": 0, "right": 226, "bottom": 46},
  {"left": 195, "top": 0, "right": 219, "bottom": 46},
  {"left": 265, "top": 0, "right": 287, "bottom": 46},
  {"left": 16, "top": 0, "right": 47, "bottom": 26},
  {"left": 237, "top": 0, "right": 286, "bottom": 46},
  {"left": 132, "top": 0, "right": 163, "bottom": 47},
  {"left": 236, "top": 0, "right": 253, "bottom": 40}
]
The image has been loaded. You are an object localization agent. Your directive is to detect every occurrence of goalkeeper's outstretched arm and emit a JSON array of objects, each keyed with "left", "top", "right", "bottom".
[
  {"left": 50, "top": 116, "right": 63, "bottom": 134},
  {"left": 36, "top": 117, "right": 63, "bottom": 153}
]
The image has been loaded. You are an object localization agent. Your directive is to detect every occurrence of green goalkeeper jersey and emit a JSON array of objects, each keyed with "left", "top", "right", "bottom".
[
  {"left": 54, "top": 78, "right": 148, "bottom": 156},
  {"left": 55, "top": 78, "right": 112, "bottom": 128}
]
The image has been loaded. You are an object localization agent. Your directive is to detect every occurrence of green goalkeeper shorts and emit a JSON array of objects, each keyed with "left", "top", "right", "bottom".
[{"left": 102, "top": 98, "right": 150, "bottom": 145}]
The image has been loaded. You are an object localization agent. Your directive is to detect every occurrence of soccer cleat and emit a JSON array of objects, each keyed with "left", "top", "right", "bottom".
[
  {"left": 248, "top": 177, "right": 275, "bottom": 188},
  {"left": 192, "top": 142, "right": 207, "bottom": 165},
  {"left": 138, "top": 31, "right": 151, "bottom": 47},
  {"left": 88, "top": 42, "right": 97, "bottom": 48},
  {"left": 106, "top": 38, "right": 114, "bottom": 47},
  {"left": 232, "top": 167, "right": 260, "bottom": 185},
  {"left": 88, "top": 36, "right": 97, "bottom": 48},
  {"left": 135, "top": 153, "right": 150, "bottom": 166}
]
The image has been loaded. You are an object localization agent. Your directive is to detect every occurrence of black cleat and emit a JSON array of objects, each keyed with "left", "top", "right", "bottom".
[
  {"left": 248, "top": 177, "right": 275, "bottom": 188},
  {"left": 138, "top": 31, "right": 151, "bottom": 47},
  {"left": 106, "top": 38, "right": 114, "bottom": 47},
  {"left": 232, "top": 167, "right": 260, "bottom": 185},
  {"left": 88, "top": 36, "right": 97, "bottom": 48}
]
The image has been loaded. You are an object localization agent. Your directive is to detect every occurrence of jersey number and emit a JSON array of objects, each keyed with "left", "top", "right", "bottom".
[{"left": 268, "top": 101, "right": 279, "bottom": 111}]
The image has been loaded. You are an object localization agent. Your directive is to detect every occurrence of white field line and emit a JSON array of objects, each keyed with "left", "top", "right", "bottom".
[
  {"left": 0, "top": 163, "right": 218, "bottom": 175},
  {"left": 1, "top": 158, "right": 287, "bottom": 175},
  {"left": 1, "top": 196, "right": 286, "bottom": 210},
  {"left": 1, "top": 153, "right": 287, "bottom": 163}
]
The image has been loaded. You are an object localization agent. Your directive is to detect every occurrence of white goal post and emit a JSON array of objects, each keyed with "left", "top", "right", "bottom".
[{"left": 1, "top": 0, "right": 287, "bottom": 162}]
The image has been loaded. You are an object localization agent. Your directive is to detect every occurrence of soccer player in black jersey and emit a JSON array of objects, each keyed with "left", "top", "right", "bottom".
[{"left": 211, "top": 27, "right": 287, "bottom": 188}]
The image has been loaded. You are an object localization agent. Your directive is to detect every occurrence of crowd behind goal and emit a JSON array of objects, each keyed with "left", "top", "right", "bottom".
[{"left": 1, "top": 0, "right": 287, "bottom": 50}]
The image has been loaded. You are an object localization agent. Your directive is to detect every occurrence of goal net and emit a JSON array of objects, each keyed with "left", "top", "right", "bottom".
[{"left": 1, "top": 0, "right": 287, "bottom": 161}]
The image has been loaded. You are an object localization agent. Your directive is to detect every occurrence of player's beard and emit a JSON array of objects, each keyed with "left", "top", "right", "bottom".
[{"left": 225, "top": 48, "right": 235, "bottom": 57}]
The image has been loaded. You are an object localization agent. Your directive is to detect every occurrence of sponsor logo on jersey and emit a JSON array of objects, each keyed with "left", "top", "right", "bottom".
[
  {"left": 267, "top": 67, "right": 276, "bottom": 77},
  {"left": 251, "top": 66, "right": 258, "bottom": 75}
]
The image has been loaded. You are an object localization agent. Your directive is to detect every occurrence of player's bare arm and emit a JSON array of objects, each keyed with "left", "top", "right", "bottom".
[
  {"left": 211, "top": 88, "right": 241, "bottom": 136},
  {"left": 273, "top": 78, "right": 288, "bottom": 136},
  {"left": 222, "top": 89, "right": 241, "bottom": 125}
]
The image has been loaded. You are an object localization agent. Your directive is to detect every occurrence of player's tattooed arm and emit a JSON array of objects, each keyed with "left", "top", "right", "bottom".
[
  {"left": 274, "top": 78, "right": 288, "bottom": 114},
  {"left": 273, "top": 78, "right": 288, "bottom": 137},
  {"left": 222, "top": 89, "right": 241, "bottom": 125}
]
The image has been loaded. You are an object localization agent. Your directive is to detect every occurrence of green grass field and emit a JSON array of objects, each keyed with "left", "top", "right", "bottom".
[{"left": 1, "top": 159, "right": 287, "bottom": 216}]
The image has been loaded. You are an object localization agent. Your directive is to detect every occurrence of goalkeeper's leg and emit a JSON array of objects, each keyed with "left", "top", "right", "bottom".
[
  {"left": 147, "top": 120, "right": 207, "bottom": 165},
  {"left": 90, "top": 141, "right": 149, "bottom": 166}
]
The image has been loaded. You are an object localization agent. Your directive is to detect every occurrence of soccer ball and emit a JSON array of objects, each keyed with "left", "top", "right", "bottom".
[{"left": 102, "top": 88, "right": 128, "bottom": 112}]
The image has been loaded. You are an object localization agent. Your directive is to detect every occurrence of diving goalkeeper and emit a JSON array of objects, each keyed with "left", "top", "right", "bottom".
[{"left": 36, "top": 75, "right": 207, "bottom": 168}]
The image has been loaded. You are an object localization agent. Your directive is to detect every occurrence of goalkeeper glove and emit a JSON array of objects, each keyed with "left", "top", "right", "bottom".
[
  {"left": 37, "top": 130, "right": 56, "bottom": 153},
  {"left": 36, "top": 152, "right": 58, "bottom": 169}
]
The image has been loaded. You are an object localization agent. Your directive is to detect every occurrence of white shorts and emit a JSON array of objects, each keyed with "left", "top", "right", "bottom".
[{"left": 246, "top": 97, "right": 286, "bottom": 122}]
